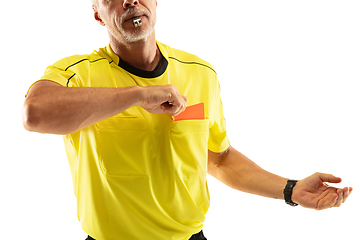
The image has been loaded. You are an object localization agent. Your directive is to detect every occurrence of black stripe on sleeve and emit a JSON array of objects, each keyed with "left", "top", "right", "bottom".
[
  {"left": 64, "top": 58, "right": 110, "bottom": 71},
  {"left": 63, "top": 58, "right": 113, "bottom": 86},
  {"left": 67, "top": 73, "right": 76, "bottom": 87}
]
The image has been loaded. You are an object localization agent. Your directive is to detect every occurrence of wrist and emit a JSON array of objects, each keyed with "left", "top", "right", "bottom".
[
  {"left": 291, "top": 180, "right": 303, "bottom": 205},
  {"left": 283, "top": 180, "right": 299, "bottom": 206},
  {"left": 128, "top": 86, "right": 144, "bottom": 108}
]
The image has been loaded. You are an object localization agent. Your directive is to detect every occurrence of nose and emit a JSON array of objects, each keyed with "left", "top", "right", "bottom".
[{"left": 123, "top": 0, "right": 139, "bottom": 9}]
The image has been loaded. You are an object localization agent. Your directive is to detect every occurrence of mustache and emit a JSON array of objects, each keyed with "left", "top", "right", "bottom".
[{"left": 120, "top": 7, "right": 150, "bottom": 23}]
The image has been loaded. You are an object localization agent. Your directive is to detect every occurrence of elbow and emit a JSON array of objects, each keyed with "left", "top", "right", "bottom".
[
  {"left": 22, "top": 100, "right": 42, "bottom": 132},
  {"left": 22, "top": 98, "right": 76, "bottom": 135},
  {"left": 22, "top": 81, "right": 73, "bottom": 135}
]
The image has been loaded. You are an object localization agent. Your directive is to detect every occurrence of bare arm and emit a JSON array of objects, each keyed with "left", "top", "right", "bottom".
[
  {"left": 22, "top": 81, "right": 187, "bottom": 135},
  {"left": 22, "top": 81, "right": 141, "bottom": 135},
  {"left": 208, "top": 145, "right": 353, "bottom": 209},
  {"left": 208, "top": 145, "right": 288, "bottom": 199}
]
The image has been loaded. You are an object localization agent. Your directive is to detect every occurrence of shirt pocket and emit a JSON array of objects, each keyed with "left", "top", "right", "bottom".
[
  {"left": 96, "top": 117, "right": 149, "bottom": 177},
  {"left": 169, "top": 119, "right": 210, "bottom": 176}
]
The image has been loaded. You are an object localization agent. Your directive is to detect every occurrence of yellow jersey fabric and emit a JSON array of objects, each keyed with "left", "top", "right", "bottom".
[{"left": 32, "top": 42, "right": 229, "bottom": 240}]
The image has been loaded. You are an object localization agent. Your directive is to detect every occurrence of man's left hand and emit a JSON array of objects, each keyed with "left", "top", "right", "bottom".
[{"left": 292, "top": 172, "right": 353, "bottom": 210}]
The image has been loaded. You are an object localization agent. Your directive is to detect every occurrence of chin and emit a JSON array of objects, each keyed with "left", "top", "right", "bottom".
[{"left": 122, "top": 27, "right": 155, "bottom": 43}]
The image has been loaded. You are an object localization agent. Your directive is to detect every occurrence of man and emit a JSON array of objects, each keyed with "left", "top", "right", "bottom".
[{"left": 22, "top": 0, "right": 353, "bottom": 239}]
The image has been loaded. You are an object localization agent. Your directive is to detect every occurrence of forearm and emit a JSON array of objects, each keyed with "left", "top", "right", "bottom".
[
  {"left": 23, "top": 81, "right": 141, "bottom": 135},
  {"left": 208, "top": 146, "right": 289, "bottom": 200}
]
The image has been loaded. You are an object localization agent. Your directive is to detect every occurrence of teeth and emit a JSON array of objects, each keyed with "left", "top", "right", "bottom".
[{"left": 132, "top": 17, "right": 142, "bottom": 28}]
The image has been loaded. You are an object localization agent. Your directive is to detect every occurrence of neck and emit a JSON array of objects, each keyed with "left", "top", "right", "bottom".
[{"left": 109, "top": 32, "right": 160, "bottom": 71}]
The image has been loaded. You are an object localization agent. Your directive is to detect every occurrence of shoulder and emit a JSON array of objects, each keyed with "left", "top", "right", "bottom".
[
  {"left": 49, "top": 48, "right": 111, "bottom": 72},
  {"left": 158, "top": 42, "right": 216, "bottom": 75}
]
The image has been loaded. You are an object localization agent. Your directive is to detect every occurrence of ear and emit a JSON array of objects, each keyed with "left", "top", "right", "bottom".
[{"left": 93, "top": 6, "right": 105, "bottom": 26}]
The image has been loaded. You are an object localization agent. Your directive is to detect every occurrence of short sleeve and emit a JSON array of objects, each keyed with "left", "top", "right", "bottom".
[
  {"left": 208, "top": 75, "right": 230, "bottom": 153},
  {"left": 40, "top": 65, "right": 77, "bottom": 87},
  {"left": 26, "top": 59, "right": 78, "bottom": 97}
]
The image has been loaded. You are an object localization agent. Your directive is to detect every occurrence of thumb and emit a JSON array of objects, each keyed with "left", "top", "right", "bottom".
[{"left": 317, "top": 172, "right": 342, "bottom": 183}]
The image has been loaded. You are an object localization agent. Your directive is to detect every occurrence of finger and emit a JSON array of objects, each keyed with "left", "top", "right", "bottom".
[
  {"left": 317, "top": 173, "right": 342, "bottom": 184},
  {"left": 168, "top": 94, "right": 187, "bottom": 116},
  {"left": 333, "top": 189, "right": 344, "bottom": 207},
  {"left": 176, "top": 95, "right": 188, "bottom": 115},
  {"left": 342, "top": 187, "right": 353, "bottom": 203},
  {"left": 317, "top": 193, "right": 338, "bottom": 210},
  {"left": 173, "top": 104, "right": 186, "bottom": 116},
  {"left": 162, "top": 100, "right": 183, "bottom": 116},
  {"left": 161, "top": 102, "right": 179, "bottom": 115},
  {"left": 182, "top": 95, "right": 189, "bottom": 106}
]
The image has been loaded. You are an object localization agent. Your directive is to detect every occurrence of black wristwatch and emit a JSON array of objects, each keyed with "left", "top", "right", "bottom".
[{"left": 283, "top": 180, "right": 298, "bottom": 207}]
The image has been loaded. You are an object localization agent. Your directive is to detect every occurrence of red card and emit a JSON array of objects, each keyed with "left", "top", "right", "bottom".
[{"left": 174, "top": 103, "right": 205, "bottom": 121}]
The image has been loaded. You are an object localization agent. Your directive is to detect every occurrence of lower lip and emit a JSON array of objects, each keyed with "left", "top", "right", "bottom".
[{"left": 128, "top": 15, "right": 144, "bottom": 22}]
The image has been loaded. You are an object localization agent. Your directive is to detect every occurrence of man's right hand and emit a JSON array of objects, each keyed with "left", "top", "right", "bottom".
[{"left": 140, "top": 84, "right": 188, "bottom": 117}]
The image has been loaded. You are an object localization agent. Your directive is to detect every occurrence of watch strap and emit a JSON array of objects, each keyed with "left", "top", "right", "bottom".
[{"left": 284, "top": 180, "right": 298, "bottom": 206}]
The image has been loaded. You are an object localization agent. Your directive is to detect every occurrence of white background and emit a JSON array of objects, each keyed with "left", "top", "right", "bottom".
[{"left": 1, "top": 0, "right": 359, "bottom": 239}]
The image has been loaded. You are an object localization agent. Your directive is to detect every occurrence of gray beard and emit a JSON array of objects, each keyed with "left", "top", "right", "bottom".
[{"left": 119, "top": 8, "right": 156, "bottom": 43}]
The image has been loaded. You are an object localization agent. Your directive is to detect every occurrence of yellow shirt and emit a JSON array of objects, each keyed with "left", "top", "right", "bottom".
[{"left": 32, "top": 42, "right": 229, "bottom": 240}]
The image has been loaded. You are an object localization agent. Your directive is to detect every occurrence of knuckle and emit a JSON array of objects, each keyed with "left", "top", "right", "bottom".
[{"left": 169, "top": 84, "right": 178, "bottom": 92}]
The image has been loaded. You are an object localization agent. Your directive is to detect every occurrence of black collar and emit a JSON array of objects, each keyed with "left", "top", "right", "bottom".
[{"left": 118, "top": 52, "right": 168, "bottom": 78}]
